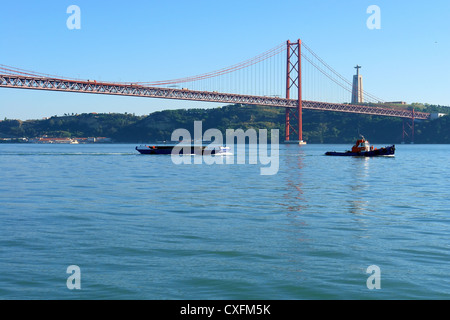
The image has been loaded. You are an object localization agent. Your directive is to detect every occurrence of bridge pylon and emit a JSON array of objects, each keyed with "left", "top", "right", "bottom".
[
  {"left": 402, "top": 109, "right": 416, "bottom": 144},
  {"left": 284, "top": 39, "right": 306, "bottom": 145}
]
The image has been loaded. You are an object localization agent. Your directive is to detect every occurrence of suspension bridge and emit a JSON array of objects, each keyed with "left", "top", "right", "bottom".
[{"left": 0, "top": 39, "right": 430, "bottom": 143}]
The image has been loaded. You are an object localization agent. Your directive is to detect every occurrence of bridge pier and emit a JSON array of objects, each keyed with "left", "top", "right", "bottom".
[
  {"left": 284, "top": 140, "right": 307, "bottom": 145},
  {"left": 402, "top": 109, "right": 415, "bottom": 144}
]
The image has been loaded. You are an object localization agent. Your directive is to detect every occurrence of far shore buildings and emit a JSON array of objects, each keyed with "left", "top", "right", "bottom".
[{"left": 28, "top": 136, "right": 112, "bottom": 144}]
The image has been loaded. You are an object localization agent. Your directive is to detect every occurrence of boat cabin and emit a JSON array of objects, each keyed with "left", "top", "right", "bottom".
[{"left": 351, "top": 137, "right": 373, "bottom": 153}]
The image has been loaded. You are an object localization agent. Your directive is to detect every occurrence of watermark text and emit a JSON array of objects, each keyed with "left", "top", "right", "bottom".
[
  {"left": 66, "top": 5, "right": 81, "bottom": 30},
  {"left": 171, "top": 121, "right": 279, "bottom": 175},
  {"left": 66, "top": 265, "right": 81, "bottom": 290},
  {"left": 367, "top": 5, "right": 381, "bottom": 30}
]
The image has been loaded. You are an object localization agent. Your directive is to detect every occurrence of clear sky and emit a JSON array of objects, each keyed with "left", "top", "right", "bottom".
[{"left": 1, "top": 0, "right": 449, "bottom": 120}]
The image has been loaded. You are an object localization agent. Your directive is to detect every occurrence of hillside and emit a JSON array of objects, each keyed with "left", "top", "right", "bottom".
[{"left": 1, "top": 104, "right": 449, "bottom": 143}]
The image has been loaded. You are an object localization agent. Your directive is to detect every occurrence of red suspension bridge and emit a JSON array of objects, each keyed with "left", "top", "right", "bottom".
[{"left": 0, "top": 39, "right": 430, "bottom": 142}]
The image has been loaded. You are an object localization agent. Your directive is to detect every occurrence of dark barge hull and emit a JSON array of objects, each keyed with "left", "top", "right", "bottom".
[
  {"left": 136, "top": 145, "right": 217, "bottom": 155},
  {"left": 325, "top": 145, "right": 395, "bottom": 157}
]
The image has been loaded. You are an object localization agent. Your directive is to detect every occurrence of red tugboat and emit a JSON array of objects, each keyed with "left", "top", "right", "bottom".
[{"left": 325, "top": 136, "right": 395, "bottom": 157}]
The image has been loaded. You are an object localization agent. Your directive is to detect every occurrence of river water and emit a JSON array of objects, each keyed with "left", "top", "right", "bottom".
[{"left": 0, "top": 143, "right": 449, "bottom": 299}]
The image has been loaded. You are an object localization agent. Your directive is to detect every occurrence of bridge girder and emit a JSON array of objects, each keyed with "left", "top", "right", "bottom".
[{"left": 0, "top": 74, "right": 430, "bottom": 120}]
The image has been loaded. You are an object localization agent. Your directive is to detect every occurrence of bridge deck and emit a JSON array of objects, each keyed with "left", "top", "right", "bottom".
[{"left": 0, "top": 74, "right": 430, "bottom": 120}]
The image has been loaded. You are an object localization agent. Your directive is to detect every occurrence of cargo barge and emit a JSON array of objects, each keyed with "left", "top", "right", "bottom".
[{"left": 135, "top": 145, "right": 231, "bottom": 155}]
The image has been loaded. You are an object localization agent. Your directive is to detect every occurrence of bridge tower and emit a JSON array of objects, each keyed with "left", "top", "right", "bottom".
[
  {"left": 285, "top": 39, "right": 306, "bottom": 144},
  {"left": 402, "top": 109, "right": 415, "bottom": 144}
]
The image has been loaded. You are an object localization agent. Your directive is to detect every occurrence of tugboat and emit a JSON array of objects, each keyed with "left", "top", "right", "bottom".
[{"left": 325, "top": 136, "right": 395, "bottom": 157}]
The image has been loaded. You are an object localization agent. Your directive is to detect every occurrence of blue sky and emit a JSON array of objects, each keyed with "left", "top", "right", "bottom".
[{"left": 1, "top": 0, "right": 449, "bottom": 120}]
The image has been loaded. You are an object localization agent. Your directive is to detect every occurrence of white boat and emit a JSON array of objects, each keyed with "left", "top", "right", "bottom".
[{"left": 209, "top": 146, "right": 233, "bottom": 156}]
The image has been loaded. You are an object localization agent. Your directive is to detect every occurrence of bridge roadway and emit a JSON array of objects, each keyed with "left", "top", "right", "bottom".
[{"left": 0, "top": 74, "right": 430, "bottom": 120}]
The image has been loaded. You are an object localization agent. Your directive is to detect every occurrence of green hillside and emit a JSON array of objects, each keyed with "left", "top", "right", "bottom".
[{"left": 1, "top": 104, "right": 449, "bottom": 143}]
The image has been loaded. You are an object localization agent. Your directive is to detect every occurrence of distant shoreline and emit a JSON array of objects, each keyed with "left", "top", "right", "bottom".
[{"left": 1, "top": 105, "right": 449, "bottom": 144}]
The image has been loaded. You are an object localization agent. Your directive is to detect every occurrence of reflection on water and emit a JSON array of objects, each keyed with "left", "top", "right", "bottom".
[
  {"left": 275, "top": 145, "right": 310, "bottom": 278},
  {"left": 348, "top": 158, "right": 370, "bottom": 215},
  {"left": 282, "top": 145, "right": 307, "bottom": 213}
]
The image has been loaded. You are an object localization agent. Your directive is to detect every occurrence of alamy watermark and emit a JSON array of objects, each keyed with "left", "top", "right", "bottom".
[
  {"left": 66, "top": 5, "right": 81, "bottom": 30},
  {"left": 66, "top": 265, "right": 81, "bottom": 290},
  {"left": 170, "top": 121, "right": 279, "bottom": 176},
  {"left": 366, "top": 265, "right": 381, "bottom": 290},
  {"left": 367, "top": 5, "right": 381, "bottom": 30}
]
